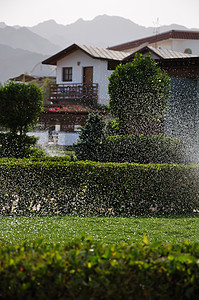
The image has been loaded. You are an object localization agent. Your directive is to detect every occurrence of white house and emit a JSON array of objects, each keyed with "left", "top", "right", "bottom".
[
  {"left": 42, "top": 43, "right": 131, "bottom": 105},
  {"left": 38, "top": 31, "right": 199, "bottom": 162},
  {"left": 109, "top": 30, "right": 199, "bottom": 55},
  {"left": 37, "top": 44, "right": 131, "bottom": 146}
]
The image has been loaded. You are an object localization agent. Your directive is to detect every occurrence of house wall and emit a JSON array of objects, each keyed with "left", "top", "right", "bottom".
[
  {"left": 171, "top": 39, "right": 199, "bottom": 54},
  {"left": 27, "top": 131, "right": 49, "bottom": 144},
  {"left": 58, "top": 132, "right": 79, "bottom": 146},
  {"left": 150, "top": 40, "right": 173, "bottom": 50},
  {"left": 28, "top": 130, "right": 79, "bottom": 146},
  {"left": 56, "top": 49, "right": 113, "bottom": 105},
  {"left": 150, "top": 39, "right": 199, "bottom": 54}
]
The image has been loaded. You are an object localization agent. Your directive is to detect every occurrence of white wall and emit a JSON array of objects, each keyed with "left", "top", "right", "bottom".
[
  {"left": 150, "top": 39, "right": 199, "bottom": 55},
  {"left": 27, "top": 131, "right": 49, "bottom": 144},
  {"left": 56, "top": 49, "right": 113, "bottom": 105},
  {"left": 58, "top": 132, "right": 79, "bottom": 146},
  {"left": 171, "top": 39, "right": 199, "bottom": 55},
  {"left": 28, "top": 130, "right": 79, "bottom": 146}
]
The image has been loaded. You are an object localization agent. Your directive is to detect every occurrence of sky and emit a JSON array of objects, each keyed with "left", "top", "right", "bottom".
[{"left": 1, "top": 0, "right": 199, "bottom": 29}]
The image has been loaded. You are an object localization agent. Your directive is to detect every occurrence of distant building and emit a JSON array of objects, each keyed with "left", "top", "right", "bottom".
[{"left": 108, "top": 30, "right": 199, "bottom": 55}]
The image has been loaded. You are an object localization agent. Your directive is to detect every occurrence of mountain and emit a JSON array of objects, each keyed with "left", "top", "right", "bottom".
[
  {"left": 0, "top": 26, "right": 61, "bottom": 54},
  {"left": 1, "top": 14, "right": 198, "bottom": 83},
  {"left": 0, "top": 44, "right": 55, "bottom": 83},
  {"left": 0, "top": 22, "right": 6, "bottom": 29},
  {"left": 29, "top": 15, "right": 196, "bottom": 49}
]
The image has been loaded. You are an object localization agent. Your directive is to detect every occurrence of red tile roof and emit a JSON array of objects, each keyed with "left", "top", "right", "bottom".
[{"left": 108, "top": 30, "right": 199, "bottom": 51}]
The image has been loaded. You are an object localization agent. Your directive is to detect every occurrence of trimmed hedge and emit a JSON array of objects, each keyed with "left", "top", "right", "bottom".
[
  {"left": 102, "top": 134, "right": 184, "bottom": 164},
  {"left": 0, "top": 159, "right": 199, "bottom": 215},
  {"left": 1, "top": 238, "right": 199, "bottom": 299},
  {"left": 0, "top": 132, "right": 40, "bottom": 158},
  {"left": 30, "top": 155, "right": 71, "bottom": 162}
]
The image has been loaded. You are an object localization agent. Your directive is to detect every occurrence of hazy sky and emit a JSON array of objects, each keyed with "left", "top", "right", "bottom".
[{"left": 1, "top": 0, "right": 199, "bottom": 28}]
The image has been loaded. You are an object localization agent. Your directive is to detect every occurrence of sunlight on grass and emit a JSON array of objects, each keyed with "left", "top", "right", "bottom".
[{"left": 0, "top": 215, "right": 199, "bottom": 245}]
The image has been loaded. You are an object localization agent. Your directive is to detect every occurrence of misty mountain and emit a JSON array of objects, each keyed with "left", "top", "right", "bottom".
[
  {"left": 0, "top": 26, "right": 61, "bottom": 54},
  {"left": 1, "top": 14, "right": 198, "bottom": 83},
  {"left": 29, "top": 15, "right": 195, "bottom": 49},
  {"left": 0, "top": 44, "right": 55, "bottom": 83},
  {"left": 0, "top": 22, "right": 6, "bottom": 29}
]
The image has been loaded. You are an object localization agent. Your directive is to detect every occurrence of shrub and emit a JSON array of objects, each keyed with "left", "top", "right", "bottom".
[
  {"left": 74, "top": 113, "right": 106, "bottom": 161},
  {"left": 30, "top": 155, "right": 71, "bottom": 162},
  {"left": 102, "top": 134, "right": 184, "bottom": 164},
  {"left": 1, "top": 238, "right": 199, "bottom": 299},
  {"left": 0, "top": 159, "right": 199, "bottom": 216},
  {"left": 108, "top": 54, "right": 170, "bottom": 134},
  {"left": 0, "top": 132, "right": 40, "bottom": 158},
  {"left": 0, "top": 82, "right": 43, "bottom": 158},
  {"left": 0, "top": 81, "right": 43, "bottom": 135}
]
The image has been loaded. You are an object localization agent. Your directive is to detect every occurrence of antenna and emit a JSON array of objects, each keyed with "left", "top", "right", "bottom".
[{"left": 153, "top": 18, "right": 161, "bottom": 48}]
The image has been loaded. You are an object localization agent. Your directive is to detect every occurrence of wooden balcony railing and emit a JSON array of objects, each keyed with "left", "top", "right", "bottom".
[{"left": 49, "top": 83, "right": 98, "bottom": 105}]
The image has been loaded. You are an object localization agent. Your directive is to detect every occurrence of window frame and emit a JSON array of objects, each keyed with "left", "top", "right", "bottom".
[{"left": 62, "top": 67, "right": 72, "bottom": 82}]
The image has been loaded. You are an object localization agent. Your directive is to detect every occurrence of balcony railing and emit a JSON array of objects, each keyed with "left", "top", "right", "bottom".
[{"left": 49, "top": 83, "right": 98, "bottom": 105}]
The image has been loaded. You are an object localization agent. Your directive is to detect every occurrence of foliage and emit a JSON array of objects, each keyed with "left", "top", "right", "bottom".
[
  {"left": 0, "top": 132, "right": 42, "bottom": 158},
  {"left": 102, "top": 134, "right": 184, "bottom": 164},
  {"left": 105, "top": 119, "right": 123, "bottom": 136},
  {"left": 0, "top": 81, "right": 43, "bottom": 135},
  {"left": 1, "top": 238, "right": 199, "bottom": 299},
  {"left": 41, "top": 77, "right": 52, "bottom": 105},
  {"left": 30, "top": 155, "right": 71, "bottom": 162},
  {"left": 108, "top": 53, "right": 171, "bottom": 134},
  {"left": 74, "top": 113, "right": 106, "bottom": 161},
  {"left": 0, "top": 159, "right": 199, "bottom": 216}
]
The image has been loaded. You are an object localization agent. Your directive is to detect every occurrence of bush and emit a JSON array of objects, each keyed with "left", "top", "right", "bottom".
[
  {"left": 1, "top": 238, "right": 199, "bottom": 299},
  {"left": 0, "top": 132, "right": 40, "bottom": 158},
  {"left": 30, "top": 155, "right": 71, "bottom": 162},
  {"left": 108, "top": 54, "right": 170, "bottom": 134},
  {"left": 0, "top": 159, "right": 199, "bottom": 216},
  {"left": 102, "top": 134, "right": 184, "bottom": 164},
  {"left": 0, "top": 81, "right": 43, "bottom": 135},
  {"left": 74, "top": 113, "right": 106, "bottom": 161}
]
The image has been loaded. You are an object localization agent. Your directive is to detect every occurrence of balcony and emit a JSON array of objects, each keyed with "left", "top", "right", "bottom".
[{"left": 49, "top": 83, "right": 98, "bottom": 106}]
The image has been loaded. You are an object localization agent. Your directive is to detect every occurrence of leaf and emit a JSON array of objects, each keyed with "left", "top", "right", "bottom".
[{"left": 143, "top": 235, "right": 149, "bottom": 245}]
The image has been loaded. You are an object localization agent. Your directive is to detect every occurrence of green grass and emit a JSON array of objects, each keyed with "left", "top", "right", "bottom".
[{"left": 0, "top": 215, "right": 199, "bottom": 245}]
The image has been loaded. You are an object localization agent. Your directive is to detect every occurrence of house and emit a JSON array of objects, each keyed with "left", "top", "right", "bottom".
[
  {"left": 39, "top": 44, "right": 131, "bottom": 146},
  {"left": 123, "top": 45, "right": 199, "bottom": 162},
  {"left": 108, "top": 30, "right": 199, "bottom": 55},
  {"left": 40, "top": 32, "right": 199, "bottom": 161}
]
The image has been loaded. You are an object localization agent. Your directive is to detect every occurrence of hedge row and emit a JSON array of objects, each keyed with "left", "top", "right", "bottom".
[
  {"left": 74, "top": 133, "right": 184, "bottom": 164},
  {"left": 0, "top": 132, "right": 39, "bottom": 158},
  {"left": 0, "top": 159, "right": 199, "bottom": 215},
  {"left": 103, "top": 134, "right": 184, "bottom": 164},
  {"left": 1, "top": 238, "right": 199, "bottom": 299}
]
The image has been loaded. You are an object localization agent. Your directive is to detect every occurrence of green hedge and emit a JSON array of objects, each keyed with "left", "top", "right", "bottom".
[
  {"left": 30, "top": 155, "right": 71, "bottom": 162},
  {"left": 1, "top": 238, "right": 199, "bottom": 299},
  {"left": 102, "top": 134, "right": 184, "bottom": 164},
  {"left": 0, "top": 159, "right": 199, "bottom": 215},
  {"left": 0, "top": 132, "right": 40, "bottom": 158}
]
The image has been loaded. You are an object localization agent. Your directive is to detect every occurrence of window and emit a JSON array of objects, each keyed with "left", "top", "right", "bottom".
[
  {"left": 62, "top": 67, "right": 72, "bottom": 81},
  {"left": 107, "top": 60, "right": 120, "bottom": 70}
]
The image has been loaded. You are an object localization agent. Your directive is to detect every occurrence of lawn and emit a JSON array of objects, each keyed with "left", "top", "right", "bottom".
[{"left": 0, "top": 215, "right": 199, "bottom": 245}]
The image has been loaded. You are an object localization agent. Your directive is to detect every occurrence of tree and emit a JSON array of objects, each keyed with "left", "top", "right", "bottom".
[
  {"left": 74, "top": 113, "right": 106, "bottom": 161},
  {"left": 0, "top": 82, "right": 43, "bottom": 158},
  {"left": 41, "top": 77, "right": 52, "bottom": 105},
  {"left": 0, "top": 81, "right": 43, "bottom": 135},
  {"left": 108, "top": 53, "right": 171, "bottom": 134}
]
